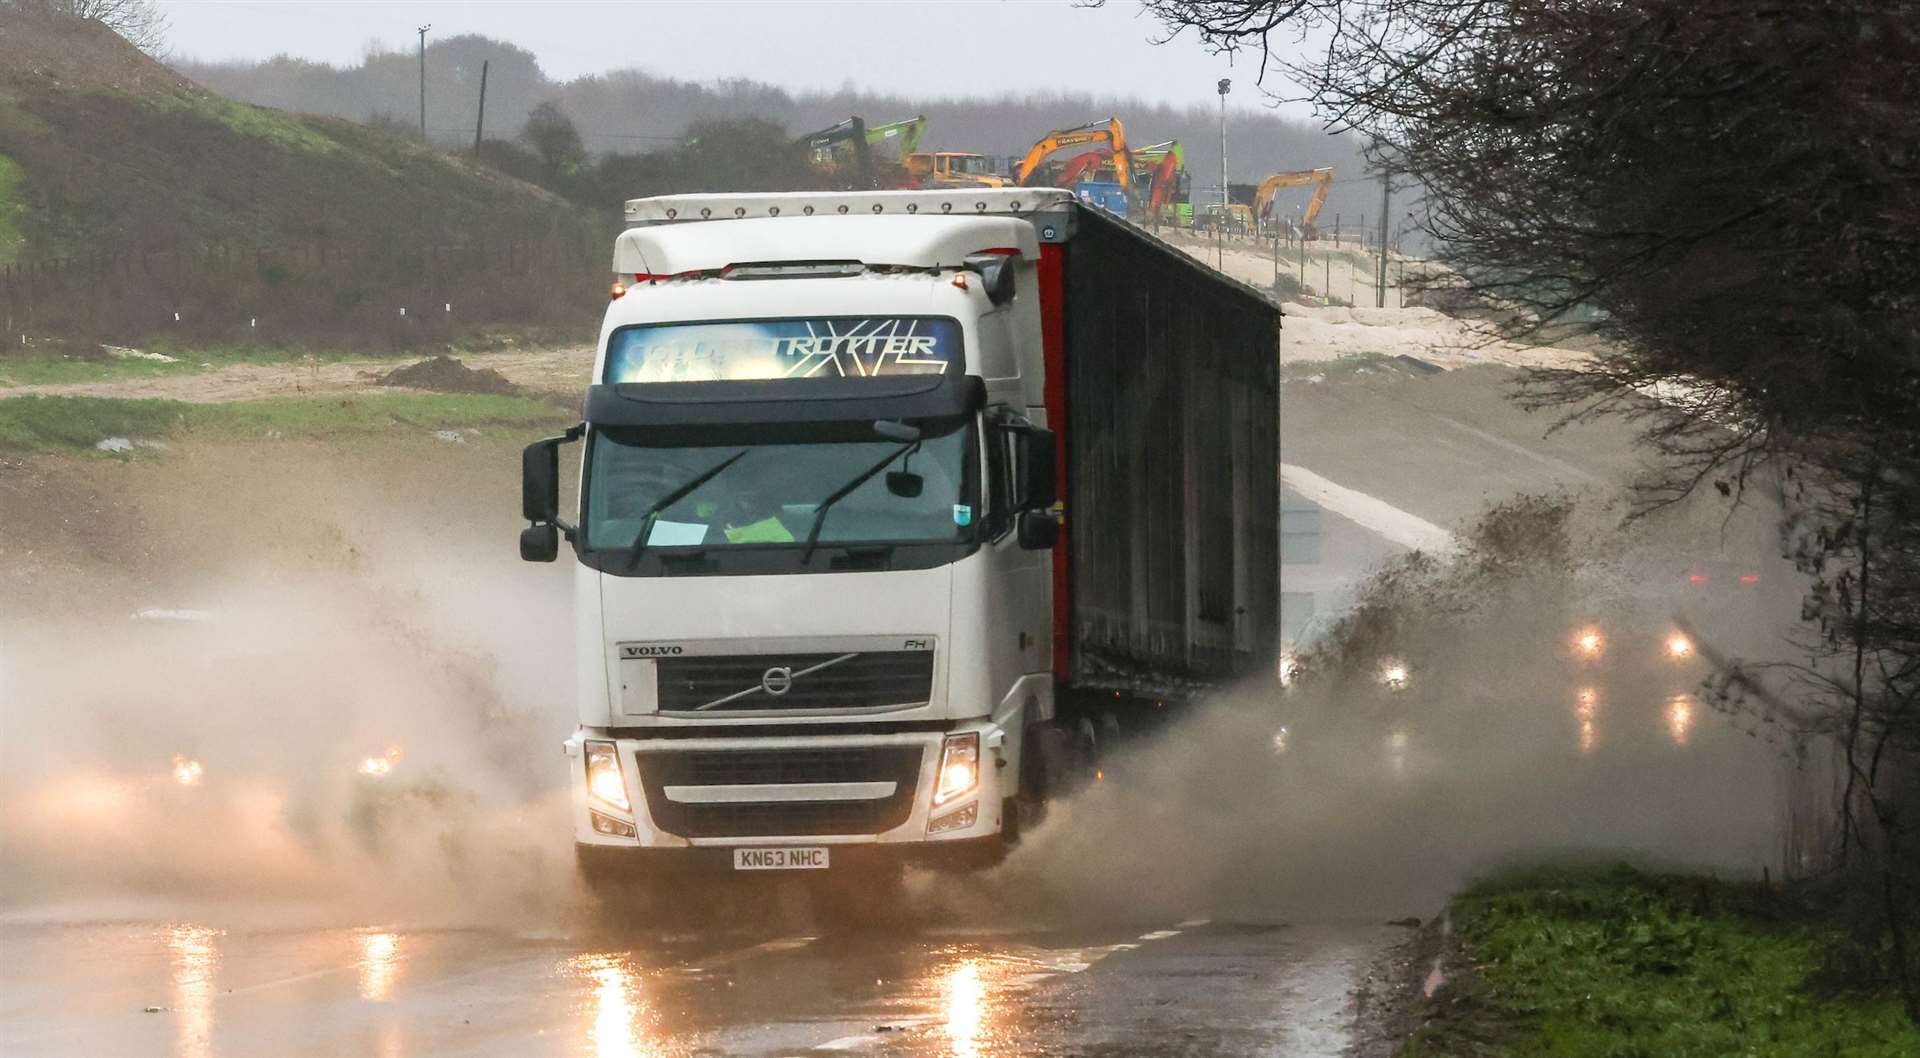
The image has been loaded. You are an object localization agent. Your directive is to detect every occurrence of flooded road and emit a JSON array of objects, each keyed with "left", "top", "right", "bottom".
[{"left": 0, "top": 915, "right": 1397, "bottom": 1057}]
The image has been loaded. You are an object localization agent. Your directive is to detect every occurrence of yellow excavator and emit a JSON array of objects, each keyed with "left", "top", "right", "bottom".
[
  {"left": 1254, "top": 167, "right": 1336, "bottom": 237},
  {"left": 902, "top": 151, "right": 1011, "bottom": 189},
  {"left": 1014, "top": 118, "right": 1133, "bottom": 194}
]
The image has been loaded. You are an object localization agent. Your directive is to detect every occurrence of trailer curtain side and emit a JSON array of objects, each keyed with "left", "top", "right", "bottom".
[{"left": 1056, "top": 208, "right": 1281, "bottom": 695}]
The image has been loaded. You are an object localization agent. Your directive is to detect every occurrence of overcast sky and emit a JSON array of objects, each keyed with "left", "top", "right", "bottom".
[{"left": 156, "top": 0, "right": 1311, "bottom": 118}]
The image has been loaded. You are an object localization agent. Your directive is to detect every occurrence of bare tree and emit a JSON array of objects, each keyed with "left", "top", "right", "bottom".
[
  {"left": 2, "top": 0, "right": 170, "bottom": 55},
  {"left": 1134, "top": 0, "right": 1920, "bottom": 1019}
]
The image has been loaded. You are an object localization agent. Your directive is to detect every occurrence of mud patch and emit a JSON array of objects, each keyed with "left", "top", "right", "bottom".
[
  {"left": 379, "top": 355, "right": 520, "bottom": 396},
  {"left": 1352, "top": 912, "right": 1462, "bottom": 1057}
]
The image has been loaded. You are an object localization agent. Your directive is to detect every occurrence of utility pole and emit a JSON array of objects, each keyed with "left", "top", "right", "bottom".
[
  {"left": 417, "top": 24, "right": 431, "bottom": 142},
  {"left": 1376, "top": 162, "right": 1391, "bottom": 308},
  {"left": 1217, "top": 78, "right": 1231, "bottom": 268},
  {"left": 473, "top": 59, "right": 489, "bottom": 154}
]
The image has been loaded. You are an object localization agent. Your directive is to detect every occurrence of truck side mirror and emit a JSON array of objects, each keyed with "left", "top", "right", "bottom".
[
  {"left": 523, "top": 439, "right": 561, "bottom": 523},
  {"left": 520, "top": 524, "right": 559, "bottom": 562},
  {"left": 521, "top": 426, "right": 583, "bottom": 563},
  {"left": 1017, "top": 510, "right": 1058, "bottom": 550},
  {"left": 964, "top": 253, "right": 1018, "bottom": 306},
  {"left": 1021, "top": 428, "right": 1057, "bottom": 510}
]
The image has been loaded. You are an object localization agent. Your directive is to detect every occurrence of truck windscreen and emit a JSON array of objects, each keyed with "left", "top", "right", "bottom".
[
  {"left": 583, "top": 417, "right": 978, "bottom": 573},
  {"left": 604, "top": 316, "right": 961, "bottom": 383}
]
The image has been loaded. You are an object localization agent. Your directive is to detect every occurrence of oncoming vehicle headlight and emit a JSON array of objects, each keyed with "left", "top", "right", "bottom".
[
  {"left": 1380, "top": 662, "right": 1410, "bottom": 690},
  {"left": 1666, "top": 633, "right": 1694, "bottom": 659},
  {"left": 584, "top": 740, "right": 629, "bottom": 813},
  {"left": 933, "top": 733, "right": 980, "bottom": 807}
]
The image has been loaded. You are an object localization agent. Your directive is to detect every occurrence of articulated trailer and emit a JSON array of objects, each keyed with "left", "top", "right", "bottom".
[{"left": 517, "top": 188, "right": 1278, "bottom": 895}]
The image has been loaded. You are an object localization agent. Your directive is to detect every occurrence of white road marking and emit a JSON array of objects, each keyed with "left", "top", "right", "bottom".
[
  {"left": 1136, "top": 929, "right": 1181, "bottom": 941},
  {"left": 1279, "top": 462, "right": 1457, "bottom": 554},
  {"left": 679, "top": 933, "right": 817, "bottom": 975}
]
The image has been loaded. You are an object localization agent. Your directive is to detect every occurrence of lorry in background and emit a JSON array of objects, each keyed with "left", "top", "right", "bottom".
[{"left": 518, "top": 188, "right": 1279, "bottom": 900}]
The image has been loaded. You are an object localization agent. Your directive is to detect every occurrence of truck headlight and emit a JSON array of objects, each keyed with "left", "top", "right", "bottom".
[
  {"left": 584, "top": 740, "right": 630, "bottom": 813},
  {"left": 933, "top": 733, "right": 979, "bottom": 807}
]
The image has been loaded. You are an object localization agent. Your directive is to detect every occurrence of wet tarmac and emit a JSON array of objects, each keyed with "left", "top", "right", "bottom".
[{"left": 0, "top": 913, "right": 1397, "bottom": 1058}]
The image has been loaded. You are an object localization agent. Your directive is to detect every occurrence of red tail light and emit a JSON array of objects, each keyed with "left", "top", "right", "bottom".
[
  {"left": 1688, "top": 573, "right": 1708, "bottom": 584},
  {"left": 1740, "top": 574, "right": 1760, "bottom": 585}
]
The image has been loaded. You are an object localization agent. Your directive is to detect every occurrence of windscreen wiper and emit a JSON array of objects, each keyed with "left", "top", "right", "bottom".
[
  {"left": 625, "top": 449, "right": 749, "bottom": 571},
  {"left": 798, "top": 440, "right": 919, "bottom": 564}
]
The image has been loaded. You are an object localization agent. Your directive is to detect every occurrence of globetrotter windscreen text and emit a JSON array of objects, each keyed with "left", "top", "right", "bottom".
[{"left": 604, "top": 316, "right": 961, "bottom": 383}]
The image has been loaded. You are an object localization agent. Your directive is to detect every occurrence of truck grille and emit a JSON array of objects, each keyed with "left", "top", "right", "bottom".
[
  {"left": 636, "top": 745, "right": 922, "bottom": 838},
  {"left": 656, "top": 651, "right": 934, "bottom": 713}
]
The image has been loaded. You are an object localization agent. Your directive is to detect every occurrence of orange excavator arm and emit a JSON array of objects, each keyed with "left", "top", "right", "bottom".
[
  {"left": 1147, "top": 150, "right": 1181, "bottom": 213},
  {"left": 1057, "top": 149, "right": 1112, "bottom": 187},
  {"left": 1254, "top": 167, "right": 1336, "bottom": 227},
  {"left": 1015, "top": 118, "right": 1133, "bottom": 192}
]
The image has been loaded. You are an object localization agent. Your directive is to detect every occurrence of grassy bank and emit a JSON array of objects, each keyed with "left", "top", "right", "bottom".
[
  {"left": 1406, "top": 865, "right": 1920, "bottom": 1057},
  {"left": 0, "top": 393, "right": 570, "bottom": 451}
]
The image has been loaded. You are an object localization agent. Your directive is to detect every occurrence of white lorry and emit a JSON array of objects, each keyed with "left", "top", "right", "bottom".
[{"left": 520, "top": 188, "right": 1278, "bottom": 894}]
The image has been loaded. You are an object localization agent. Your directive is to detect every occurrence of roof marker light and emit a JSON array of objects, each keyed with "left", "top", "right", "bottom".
[
  {"left": 768, "top": 206, "right": 780, "bottom": 216},
  {"left": 734, "top": 207, "right": 746, "bottom": 217},
  {"left": 837, "top": 205, "right": 849, "bottom": 214},
  {"left": 941, "top": 202, "right": 953, "bottom": 213},
  {"left": 872, "top": 203, "right": 884, "bottom": 213},
  {"left": 665, "top": 208, "right": 677, "bottom": 219},
  {"left": 609, "top": 281, "right": 626, "bottom": 299},
  {"left": 700, "top": 208, "right": 712, "bottom": 218},
  {"left": 906, "top": 203, "right": 918, "bottom": 213},
  {"left": 803, "top": 205, "right": 815, "bottom": 215}
]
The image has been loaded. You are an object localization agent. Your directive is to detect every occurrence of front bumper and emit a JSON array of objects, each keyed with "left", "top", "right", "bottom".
[
  {"left": 575, "top": 833, "right": 1008, "bottom": 879},
  {"left": 564, "top": 721, "right": 1008, "bottom": 853}
]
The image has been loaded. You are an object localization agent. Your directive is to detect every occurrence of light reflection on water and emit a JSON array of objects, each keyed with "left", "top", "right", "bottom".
[
  {"left": 944, "top": 958, "right": 987, "bottom": 1058},
  {"left": 1576, "top": 687, "right": 1600, "bottom": 754},
  {"left": 569, "top": 952, "right": 656, "bottom": 1058},
  {"left": 165, "top": 924, "right": 220, "bottom": 1058},
  {"left": 357, "top": 930, "right": 401, "bottom": 1002},
  {"left": 1667, "top": 693, "right": 1696, "bottom": 747}
]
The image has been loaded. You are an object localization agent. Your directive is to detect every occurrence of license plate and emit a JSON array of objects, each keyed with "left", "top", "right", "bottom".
[{"left": 733, "top": 846, "right": 830, "bottom": 871}]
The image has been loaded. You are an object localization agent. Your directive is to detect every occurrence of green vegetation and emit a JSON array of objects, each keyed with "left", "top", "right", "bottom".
[
  {"left": 148, "top": 92, "right": 340, "bottom": 155},
  {"left": 0, "top": 393, "right": 568, "bottom": 451},
  {"left": 0, "top": 344, "right": 368, "bottom": 387},
  {"left": 1407, "top": 866, "right": 1920, "bottom": 1058},
  {"left": 0, "top": 150, "right": 21, "bottom": 260}
]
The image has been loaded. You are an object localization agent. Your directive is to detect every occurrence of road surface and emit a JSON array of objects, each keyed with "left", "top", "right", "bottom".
[{"left": 0, "top": 912, "right": 1400, "bottom": 1058}]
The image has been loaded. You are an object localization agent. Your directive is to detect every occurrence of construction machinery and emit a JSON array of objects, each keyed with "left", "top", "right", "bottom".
[
  {"left": 1253, "top": 167, "right": 1335, "bottom": 238},
  {"left": 798, "top": 117, "right": 878, "bottom": 189},
  {"left": 903, "top": 151, "right": 1012, "bottom": 189},
  {"left": 1051, "top": 144, "right": 1186, "bottom": 224},
  {"left": 864, "top": 116, "right": 926, "bottom": 160},
  {"left": 1134, "top": 141, "right": 1189, "bottom": 225},
  {"left": 1014, "top": 119, "right": 1132, "bottom": 195}
]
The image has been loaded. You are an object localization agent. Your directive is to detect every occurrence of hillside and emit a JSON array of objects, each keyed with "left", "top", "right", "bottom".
[
  {"left": 179, "top": 33, "right": 1377, "bottom": 224},
  {"left": 0, "top": 12, "right": 606, "bottom": 345}
]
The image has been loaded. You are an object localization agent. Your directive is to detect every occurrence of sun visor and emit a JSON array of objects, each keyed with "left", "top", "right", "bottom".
[{"left": 586, "top": 374, "right": 987, "bottom": 427}]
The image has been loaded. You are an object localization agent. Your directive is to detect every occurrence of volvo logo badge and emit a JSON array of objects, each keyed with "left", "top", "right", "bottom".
[{"left": 761, "top": 666, "right": 793, "bottom": 696}]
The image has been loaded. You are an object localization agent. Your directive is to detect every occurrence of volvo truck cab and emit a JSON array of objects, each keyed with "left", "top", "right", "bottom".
[{"left": 526, "top": 191, "right": 1071, "bottom": 889}]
